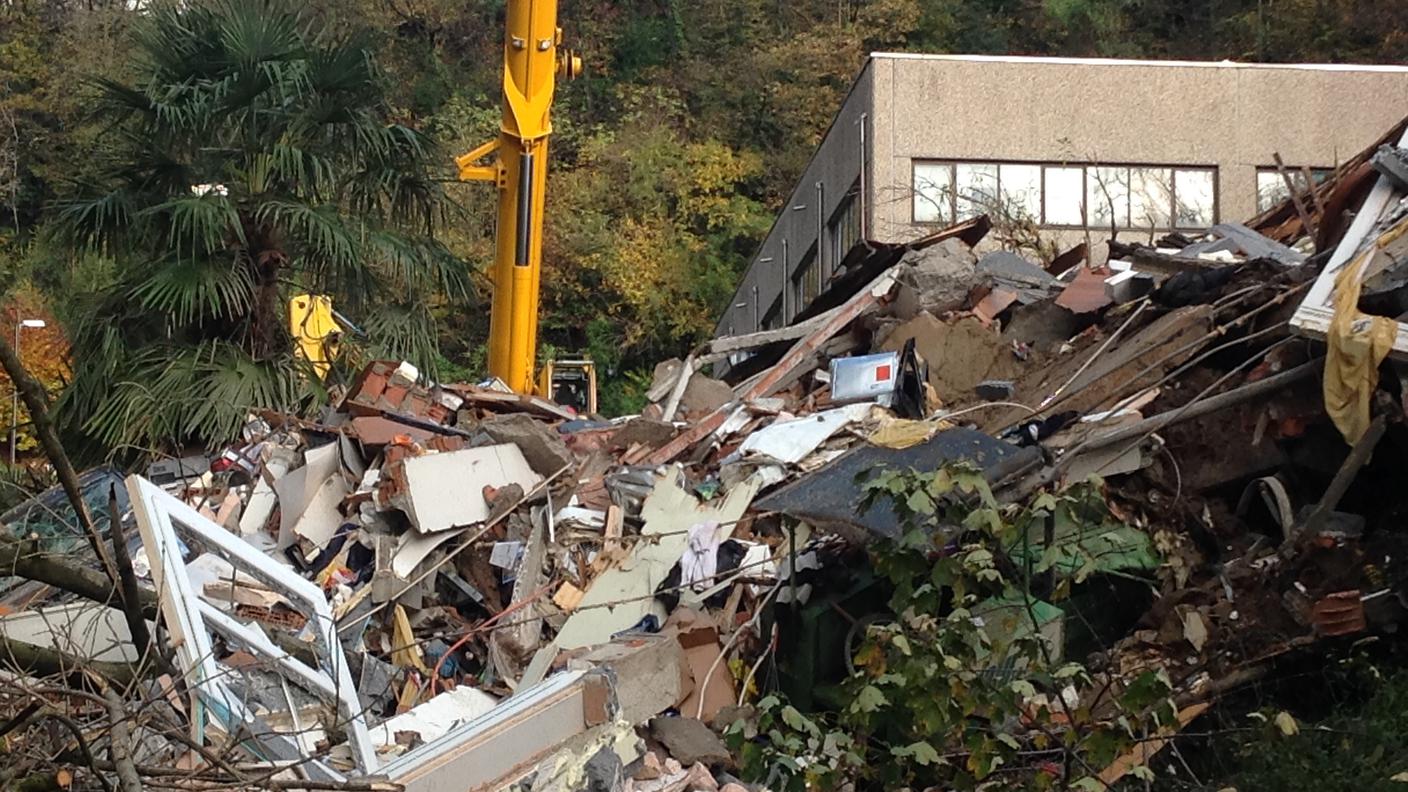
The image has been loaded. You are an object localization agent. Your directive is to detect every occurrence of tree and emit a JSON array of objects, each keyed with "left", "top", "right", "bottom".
[
  {"left": 0, "top": 286, "right": 69, "bottom": 459},
  {"left": 51, "top": 0, "right": 467, "bottom": 452}
]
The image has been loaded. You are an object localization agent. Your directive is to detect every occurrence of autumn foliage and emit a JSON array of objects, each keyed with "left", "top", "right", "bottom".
[{"left": 0, "top": 286, "right": 69, "bottom": 456}]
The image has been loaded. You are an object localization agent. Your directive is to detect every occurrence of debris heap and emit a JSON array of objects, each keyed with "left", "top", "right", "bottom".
[{"left": 5, "top": 116, "right": 1408, "bottom": 792}]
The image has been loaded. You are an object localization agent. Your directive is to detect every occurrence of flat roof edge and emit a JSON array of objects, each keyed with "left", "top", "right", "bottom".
[{"left": 868, "top": 52, "right": 1408, "bottom": 73}]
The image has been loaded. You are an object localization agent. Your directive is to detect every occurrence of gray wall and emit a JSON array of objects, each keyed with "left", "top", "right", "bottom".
[
  {"left": 718, "top": 54, "right": 1408, "bottom": 341},
  {"left": 870, "top": 54, "right": 1408, "bottom": 249},
  {"left": 714, "top": 62, "right": 874, "bottom": 339}
]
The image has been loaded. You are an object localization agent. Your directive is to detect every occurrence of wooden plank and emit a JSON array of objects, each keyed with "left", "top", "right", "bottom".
[
  {"left": 1097, "top": 702, "right": 1209, "bottom": 785},
  {"left": 1273, "top": 152, "right": 1317, "bottom": 240},
  {"left": 603, "top": 504, "right": 624, "bottom": 553},
  {"left": 700, "top": 310, "right": 835, "bottom": 361}
]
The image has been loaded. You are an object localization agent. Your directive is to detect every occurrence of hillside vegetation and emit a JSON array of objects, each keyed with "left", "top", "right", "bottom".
[{"left": 1, "top": 0, "right": 1406, "bottom": 446}]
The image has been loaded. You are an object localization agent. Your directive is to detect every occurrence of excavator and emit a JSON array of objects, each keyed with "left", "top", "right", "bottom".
[
  {"left": 292, "top": 1, "right": 596, "bottom": 414},
  {"left": 454, "top": 0, "right": 595, "bottom": 414}
]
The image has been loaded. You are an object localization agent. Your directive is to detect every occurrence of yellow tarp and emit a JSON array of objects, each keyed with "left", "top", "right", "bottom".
[{"left": 1324, "top": 252, "right": 1397, "bottom": 445}]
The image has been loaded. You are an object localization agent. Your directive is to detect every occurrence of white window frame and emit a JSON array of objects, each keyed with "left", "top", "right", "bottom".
[
  {"left": 1290, "top": 126, "right": 1408, "bottom": 356},
  {"left": 127, "top": 473, "right": 617, "bottom": 788},
  {"left": 126, "top": 475, "right": 369, "bottom": 778}
]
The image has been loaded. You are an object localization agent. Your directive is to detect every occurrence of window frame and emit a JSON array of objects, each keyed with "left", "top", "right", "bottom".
[{"left": 792, "top": 244, "right": 822, "bottom": 311}]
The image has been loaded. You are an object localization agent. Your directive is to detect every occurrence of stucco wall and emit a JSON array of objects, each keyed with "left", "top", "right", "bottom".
[
  {"left": 870, "top": 54, "right": 1408, "bottom": 245},
  {"left": 717, "top": 54, "right": 1408, "bottom": 341}
]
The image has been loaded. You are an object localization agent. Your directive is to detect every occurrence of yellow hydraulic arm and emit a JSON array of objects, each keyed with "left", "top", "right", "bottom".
[{"left": 456, "top": 0, "right": 581, "bottom": 393}]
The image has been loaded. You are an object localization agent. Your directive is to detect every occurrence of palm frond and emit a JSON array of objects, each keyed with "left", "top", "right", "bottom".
[
  {"left": 127, "top": 253, "right": 255, "bottom": 326},
  {"left": 79, "top": 340, "right": 317, "bottom": 450},
  {"left": 358, "top": 302, "right": 442, "bottom": 380},
  {"left": 255, "top": 198, "right": 359, "bottom": 269},
  {"left": 52, "top": 189, "right": 138, "bottom": 250},
  {"left": 138, "top": 193, "right": 245, "bottom": 259},
  {"left": 369, "top": 232, "right": 471, "bottom": 301},
  {"left": 213, "top": 0, "right": 302, "bottom": 71}
]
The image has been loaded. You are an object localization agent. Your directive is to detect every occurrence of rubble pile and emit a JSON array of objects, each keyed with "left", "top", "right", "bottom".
[{"left": 6, "top": 117, "right": 1408, "bottom": 791}]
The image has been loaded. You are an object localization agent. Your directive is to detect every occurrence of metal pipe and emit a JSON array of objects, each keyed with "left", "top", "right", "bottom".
[
  {"left": 515, "top": 151, "right": 534, "bottom": 266},
  {"left": 9, "top": 322, "right": 16, "bottom": 467},
  {"left": 781, "top": 239, "right": 790, "bottom": 322},
  {"left": 858, "top": 112, "right": 868, "bottom": 239}
]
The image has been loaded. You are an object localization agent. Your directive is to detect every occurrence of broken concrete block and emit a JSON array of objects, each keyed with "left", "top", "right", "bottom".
[
  {"left": 646, "top": 358, "right": 687, "bottom": 403},
  {"left": 895, "top": 237, "right": 980, "bottom": 316},
  {"left": 647, "top": 717, "right": 732, "bottom": 769},
  {"left": 474, "top": 413, "right": 575, "bottom": 478},
  {"left": 612, "top": 418, "right": 678, "bottom": 451},
  {"left": 677, "top": 373, "right": 734, "bottom": 419},
  {"left": 975, "top": 380, "right": 1016, "bottom": 401},
  {"left": 679, "top": 763, "right": 719, "bottom": 792},
  {"left": 634, "top": 751, "right": 665, "bottom": 781},
  {"left": 709, "top": 704, "right": 755, "bottom": 736},
  {"left": 583, "top": 745, "right": 626, "bottom": 792},
  {"left": 1372, "top": 144, "right": 1408, "bottom": 191},
  {"left": 573, "top": 635, "right": 693, "bottom": 725}
]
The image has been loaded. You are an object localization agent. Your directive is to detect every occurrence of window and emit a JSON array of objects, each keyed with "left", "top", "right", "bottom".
[
  {"left": 1087, "top": 166, "right": 1130, "bottom": 229},
  {"left": 912, "top": 164, "right": 952, "bottom": 224},
  {"left": 1174, "top": 169, "right": 1217, "bottom": 228},
  {"left": 1044, "top": 166, "right": 1085, "bottom": 226},
  {"left": 913, "top": 159, "right": 1218, "bottom": 230},
  {"left": 955, "top": 163, "right": 998, "bottom": 220},
  {"left": 829, "top": 186, "right": 862, "bottom": 265},
  {"left": 1256, "top": 167, "right": 1334, "bottom": 213},
  {"left": 762, "top": 297, "right": 783, "bottom": 331},
  {"left": 1131, "top": 167, "right": 1173, "bottom": 229},
  {"left": 1000, "top": 164, "right": 1042, "bottom": 220},
  {"left": 793, "top": 246, "right": 821, "bottom": 309}
]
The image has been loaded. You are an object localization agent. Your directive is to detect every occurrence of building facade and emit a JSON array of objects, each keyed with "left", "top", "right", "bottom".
[{"left": 716, "top": 53, "right": 1408, "bottom": 338}]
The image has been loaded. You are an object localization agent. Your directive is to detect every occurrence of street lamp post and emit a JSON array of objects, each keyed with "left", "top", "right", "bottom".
[{"left": 9, "top": 318, "right": 46, "bottom": 467}]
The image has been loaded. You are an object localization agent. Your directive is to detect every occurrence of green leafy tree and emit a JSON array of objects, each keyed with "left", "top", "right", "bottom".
[
  {"left": 730, "top": 467, "right": 1174, "bottom": 790},
  {"left": 51, "top": 0, "right": 467, "bottom": 452}
]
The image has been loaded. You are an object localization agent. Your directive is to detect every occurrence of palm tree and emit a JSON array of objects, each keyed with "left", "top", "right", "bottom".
[{"left": 51, "top": 0, "right": 468, "bottom": 453}]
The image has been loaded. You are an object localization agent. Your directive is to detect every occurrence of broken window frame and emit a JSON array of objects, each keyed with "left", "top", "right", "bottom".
[
  {"left": 1290, "top": 126, "right": 1408, "bottom": 353},
  {"left": 126, "top": 473, "right": 621, "bottom": 789},
  {"left": 125, "top": 474, "right": 375, "bottom": 777}
]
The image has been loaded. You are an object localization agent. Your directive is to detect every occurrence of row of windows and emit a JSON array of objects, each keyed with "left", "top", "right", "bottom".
[{"left": 912, "top": 161, "right": 1219, "bottom": 230}]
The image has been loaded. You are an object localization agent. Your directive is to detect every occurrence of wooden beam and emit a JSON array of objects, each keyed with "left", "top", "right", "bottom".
[{"left": 1273, "top": 152, "right": 1317, "bottom": 240}]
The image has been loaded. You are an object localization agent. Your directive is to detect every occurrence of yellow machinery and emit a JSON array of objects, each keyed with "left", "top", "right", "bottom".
[
  {"left": 289, "top": 294, "right": 340, "bottom": 378},
  {"left": 456, "top": 0, "right": 582, "bottom": 395},
  {"left": 537, "top": 358, "right": 597, "bottom": 415}
]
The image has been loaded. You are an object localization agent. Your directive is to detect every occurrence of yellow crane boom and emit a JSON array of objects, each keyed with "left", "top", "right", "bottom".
[{"left": 456, "top": 0, "right": 581, "bottom": 393}]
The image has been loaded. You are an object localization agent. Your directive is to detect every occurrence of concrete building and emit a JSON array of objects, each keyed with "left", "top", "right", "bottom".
[{"left": 716, "top": 53, "right": 1408, "bottom": 338}]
